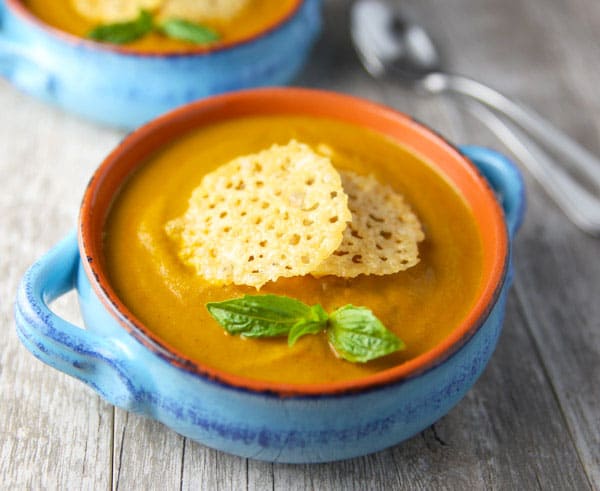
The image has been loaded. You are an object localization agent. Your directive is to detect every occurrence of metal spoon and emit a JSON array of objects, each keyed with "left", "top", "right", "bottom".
[{"left": 351, "top": 0, "right": 600, "bottom": 236}]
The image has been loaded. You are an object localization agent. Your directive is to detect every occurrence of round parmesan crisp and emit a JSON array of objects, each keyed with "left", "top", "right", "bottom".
[
  {"left": 312, "top": 171, "right": 425, "bottom": 278},
  {"left": 72, "top": 0, "right": 162, "bottom": 22},
  {"left": 160, "top": 0, "right": 249, "bottom": 22},
  {"left": 166, "top": 141, "right": 351, "bottom": 289}
]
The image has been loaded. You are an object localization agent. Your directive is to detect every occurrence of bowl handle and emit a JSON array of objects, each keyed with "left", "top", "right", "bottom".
[
  {"left": 14, "top": 231, "right": 140, "bottom": 410},
  {"left": 459, "top": 145, "right": 526, "bottom": 238}
]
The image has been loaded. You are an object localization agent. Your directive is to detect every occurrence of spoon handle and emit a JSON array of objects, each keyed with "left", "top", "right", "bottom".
[
  {"left": 466, "top": 101, "right": 600, "bottom": 235},
  {"left": 426, "top": 73, "right": 600, "bottom": 235}
]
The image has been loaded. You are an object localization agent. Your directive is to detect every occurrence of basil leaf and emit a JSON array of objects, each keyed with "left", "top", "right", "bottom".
[
  {"left": 207, "top": 295, "right": 405, "bottom": 363},
  {"left": 160, "top": 19, "right": 220, "bottom": 44},
  {"left": 88, "top": 10, "right": 154, "bottom": 45},
  {"left": 207, "top": 294, "right": 314, "bottom": 338},
  {"left": 328, "top": 305, "right": 404, "bottom": 363},
  {"left": 288, "top": 304, "right": 329, "bottom": 346}
]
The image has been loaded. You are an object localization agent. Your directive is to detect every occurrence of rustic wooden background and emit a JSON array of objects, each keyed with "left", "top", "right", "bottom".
[{"left": 1, "top": 0, "right": 598, "bottom": 489}]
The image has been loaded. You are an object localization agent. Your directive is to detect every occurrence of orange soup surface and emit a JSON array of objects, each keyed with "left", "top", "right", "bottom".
[
  {"left": 24, "top": 0, "right": 296, "bottom": 53},
  {"left": 103, "top": 116, "right": 484, "bottom": 384}
]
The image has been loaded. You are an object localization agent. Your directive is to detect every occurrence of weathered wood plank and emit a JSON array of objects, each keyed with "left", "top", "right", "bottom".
[
  {"left": 112, "top": 411, "right": 184, "bottom": 490},
  {"left": 180, "top": 440, "right": 255, "bottom": 491},
  {"left": 0, "top": 86, "right": 121, "bottom": 490}
]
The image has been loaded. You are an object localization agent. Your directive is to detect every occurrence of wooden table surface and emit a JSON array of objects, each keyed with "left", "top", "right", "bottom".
[{"left": 1, "top": 0, "right": 599, "bottom": 489}]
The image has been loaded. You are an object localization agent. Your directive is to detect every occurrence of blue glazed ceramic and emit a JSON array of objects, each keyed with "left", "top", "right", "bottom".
[
  {"left": 0, "top": 0, "right": 321, "bottom": 128},
  {"left": 14, "top": 90, "right": 525, "bottom": 463}
]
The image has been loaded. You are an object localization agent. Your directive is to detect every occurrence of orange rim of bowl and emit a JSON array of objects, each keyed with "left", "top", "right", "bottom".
[
  {"left": 79, "top": 87, "right": 509, "bottom": 398},
  {"left": 7, "top": 0, "right": 304, "bottom": 57}
]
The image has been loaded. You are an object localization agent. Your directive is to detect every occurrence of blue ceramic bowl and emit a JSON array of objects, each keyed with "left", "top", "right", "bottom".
[
  {"left": 15, "top": 89, "right": 525, "bottom": 463},
  {"left": 0, "top": 0, "right": 321, "bottom": 128}
]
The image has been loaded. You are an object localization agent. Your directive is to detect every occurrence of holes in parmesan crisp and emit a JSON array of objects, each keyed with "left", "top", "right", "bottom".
[
  {"left": 310, "top": 170, "right": 423, "bottom": 278},
  {"left": 166, "top": 141, "right": 351, "bottom": 288}
]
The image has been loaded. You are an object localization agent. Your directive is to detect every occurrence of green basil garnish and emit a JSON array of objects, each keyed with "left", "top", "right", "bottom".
[
  {"left": 159, "top": 19, "right": 220, "bottom": 44},
  {"left": 206, "top": 295, "right": 404, "bottom": 363},
  {"left": 206, "top": 294, "right": 313, "bottom": 338},
  {"left": 88, "top": 10, "right": 154, "bottom": 45},
  {"left": 87, "top": 10, "right": 221, "bottom": 45},
  {"left": 328, "top": 305, "right": 404, "bottom": 363}
]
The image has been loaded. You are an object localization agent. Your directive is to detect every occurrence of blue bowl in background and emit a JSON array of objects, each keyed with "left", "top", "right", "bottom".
[{"left": 0, "top": 0, "right": 321, "bottom": 128}]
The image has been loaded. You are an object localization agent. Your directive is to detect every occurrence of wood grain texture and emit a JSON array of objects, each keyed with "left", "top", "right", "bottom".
[
  {"left": 0, "top": 87, "right": 121, "bottom": 489},
  {"left": 0, "top": 0, "right": 598, "bottom": 489}
]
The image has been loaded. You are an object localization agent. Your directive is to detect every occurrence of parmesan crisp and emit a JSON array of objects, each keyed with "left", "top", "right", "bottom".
[
  {"left": 312, "top": 171, "right": 425, "bottom": 278},
  {"left": 161, "top": 0, "right": 250, "bottom": 22},
  {"left": 72, "top": 0, "right": 249, "bottom": 23},
  {"left": 72, "top": 0, "right": 162, "bottom": 23},
  {"left": 166, "top": 141, "right": 351, "bottom": 289}
]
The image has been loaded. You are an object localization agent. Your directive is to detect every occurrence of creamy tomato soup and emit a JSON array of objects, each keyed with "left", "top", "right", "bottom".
[{"left": 103, "top": 116, "right": 484, "bottom": 384}]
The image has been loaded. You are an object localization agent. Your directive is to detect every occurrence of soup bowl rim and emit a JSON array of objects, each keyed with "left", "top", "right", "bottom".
[{"left": 78, "top": 87, "right": 510, "bottom": 398}]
